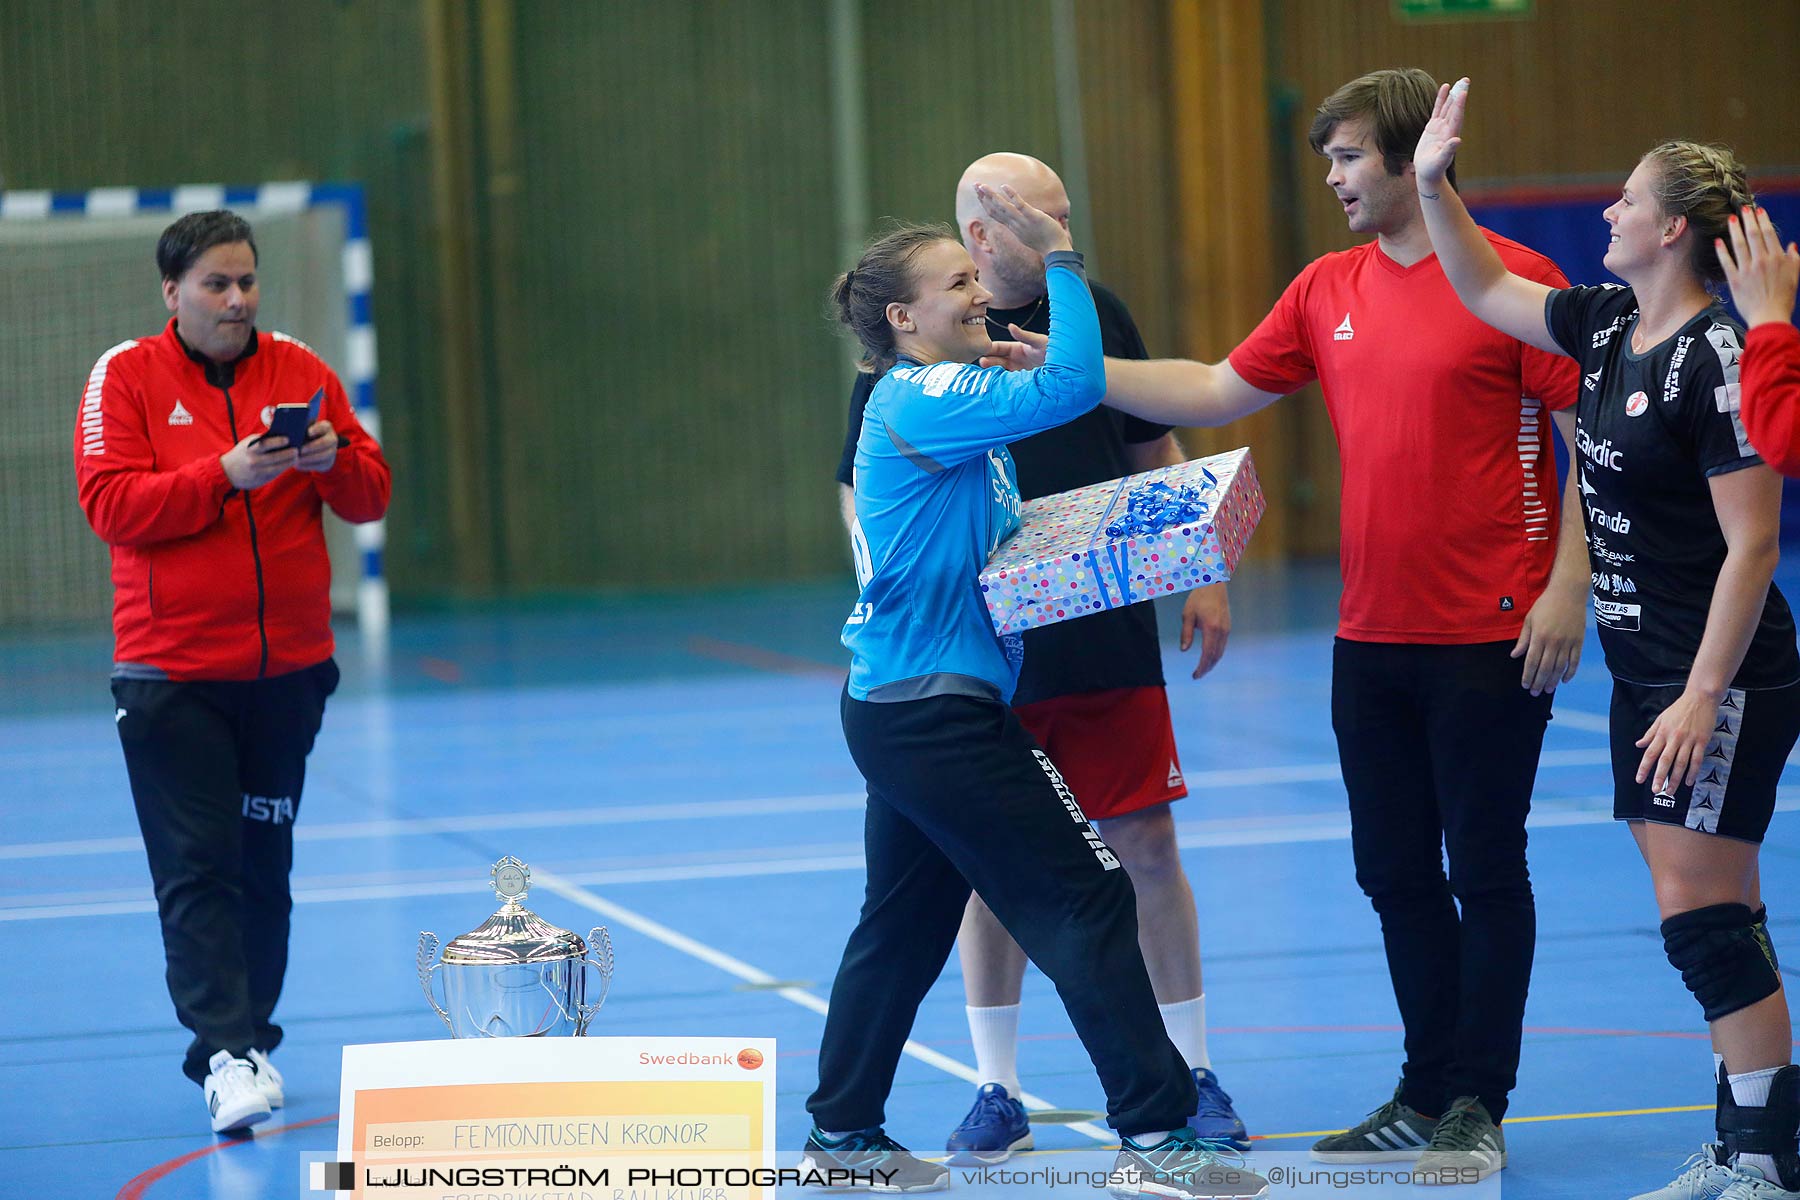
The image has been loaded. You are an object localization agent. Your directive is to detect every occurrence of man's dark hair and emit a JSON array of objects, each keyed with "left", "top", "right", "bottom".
[
  {"left": 1308, "top": 68, "right": 1456, "bottom": 189},
  {"left": 155, "top": 210, "right": 258, "bottom": 282}
]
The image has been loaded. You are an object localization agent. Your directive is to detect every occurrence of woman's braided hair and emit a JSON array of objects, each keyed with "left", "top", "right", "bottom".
[{"left": 1641, "top": 140, "right": 1756, "bottom": 287}]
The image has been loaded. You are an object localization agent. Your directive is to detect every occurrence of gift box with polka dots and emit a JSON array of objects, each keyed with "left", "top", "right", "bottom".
[{"left": 979, "top": 447, "right": 1264, "bottom": 636}]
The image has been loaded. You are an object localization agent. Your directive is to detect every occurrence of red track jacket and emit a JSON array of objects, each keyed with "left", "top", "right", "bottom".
[
  {"left": 1744, "top": 322, "right": 1800, "bottom": 478},
  {"left": 74, "top": 319, "right": 392, "bottom": 681}
]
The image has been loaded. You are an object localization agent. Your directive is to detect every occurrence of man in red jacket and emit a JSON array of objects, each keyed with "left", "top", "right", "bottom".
[
  {"left": 74, "top": 210, "right": 391, "bottom": 1134},
  {"left": 1720, "top": 204, "right": 1800, "bottom": 476}
]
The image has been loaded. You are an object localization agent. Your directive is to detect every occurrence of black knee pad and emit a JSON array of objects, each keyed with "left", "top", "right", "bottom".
[{"left": 1661, "top": 903, "right": 1782, "bottom": 1023}]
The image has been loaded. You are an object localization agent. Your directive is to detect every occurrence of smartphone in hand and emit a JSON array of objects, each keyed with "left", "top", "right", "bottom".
[{"left": 255, "top": 387, "right": 325, "bottom": 448}]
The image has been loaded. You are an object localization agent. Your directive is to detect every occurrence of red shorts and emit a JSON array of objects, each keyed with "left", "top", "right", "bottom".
[{"left": 1013, "top": 686, "right": 1187, "bottom": 821}]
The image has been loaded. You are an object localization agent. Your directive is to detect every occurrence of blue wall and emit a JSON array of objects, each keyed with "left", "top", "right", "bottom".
[{"left": 1468, "top": 188, "right": 1800, "bottom": 541}]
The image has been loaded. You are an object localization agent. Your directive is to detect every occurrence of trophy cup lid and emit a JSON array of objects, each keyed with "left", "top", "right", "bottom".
[{"left": 437, "top": 857, "right": 590, "bottom": 966}]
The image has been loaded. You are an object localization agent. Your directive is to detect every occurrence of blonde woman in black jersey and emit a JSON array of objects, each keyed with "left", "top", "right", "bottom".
[{"left": 1414, "top": 80, "right": 1800, "bottom": 1200}]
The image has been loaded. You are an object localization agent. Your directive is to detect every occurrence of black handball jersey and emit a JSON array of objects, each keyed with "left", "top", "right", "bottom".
[
  {"left": 1545, "top": 284, "right": 1799, "bottom": 689},
  {"left": 835, "top": 281, "right": 1174, "bottom": 707}
]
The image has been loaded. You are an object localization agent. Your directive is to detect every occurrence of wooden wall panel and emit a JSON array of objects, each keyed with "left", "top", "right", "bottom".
[
  {"left": 1268, "top": 0, "right": 1800, "bottom": 268},
  {"left": 1162, "top": 0, "right": 1308, "bottom": 557},
  {"left": 1076, "top": 0, "right": 1181, "bottom": 359}
]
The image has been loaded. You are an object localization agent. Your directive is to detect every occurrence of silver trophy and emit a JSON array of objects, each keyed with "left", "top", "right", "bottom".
[{"left": 417, "top": 857, "right": 614, "bottom": 1037}]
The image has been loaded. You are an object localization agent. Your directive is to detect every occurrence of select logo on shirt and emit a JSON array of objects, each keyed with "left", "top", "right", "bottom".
[
  {"left": 167, "top": 399, "right": 194, "bottom": 426},
  {"left": 1594, "top": 597, "right": 1642, "bottom": 631},
  {"left": 1624, "top": 391, "right": 1649, "bottom": 418},
  {"left": 1584, "top": 369, "right": 1602, "bottom": 392},
  {"left": 1333, "top": 313, "right": 1354, "bottom": 341}
]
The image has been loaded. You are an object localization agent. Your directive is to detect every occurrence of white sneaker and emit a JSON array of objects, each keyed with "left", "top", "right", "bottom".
[
  {"left": 1719, "top": 1162, "right": 1800, "bottom": 1200},
  {"left": 204, "top": 1050, "right": 272, "bottom": 1134},
  {"left": 246, "top": 1048, "right": 285, "bottom": 1108},
  {"left": 1630, "top": 1144, "right": 1736, "bottom": 1200}
]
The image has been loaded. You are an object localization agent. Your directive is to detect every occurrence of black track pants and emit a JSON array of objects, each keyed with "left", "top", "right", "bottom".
[
  {"left": 808, "top": 689, "right": 1195, "bottom": 1138},
  {"left": 112, "top": 659, "right": 339, "bottom": 1085}
]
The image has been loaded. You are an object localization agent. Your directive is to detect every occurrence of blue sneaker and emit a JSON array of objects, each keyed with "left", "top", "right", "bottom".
[
  {"left": 1189, "top": 1067, "right": 1251, "bottom": 1151},
  {"left": 944, "top": 1082, "right": 1033, "bottom": 1165}
]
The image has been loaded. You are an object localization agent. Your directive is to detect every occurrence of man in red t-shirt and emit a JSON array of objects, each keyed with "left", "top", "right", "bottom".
[{"left": 993, "top": 69, "right": 1584, "bottom": 1180}]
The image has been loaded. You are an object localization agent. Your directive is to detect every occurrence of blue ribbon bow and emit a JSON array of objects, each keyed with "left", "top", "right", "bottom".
[
  {"left": 1103, "top": 475, "right": 1216, "bottom": 539},
  {"left": 1078, "top": 470, "right": 1219, "bottom": 612}
]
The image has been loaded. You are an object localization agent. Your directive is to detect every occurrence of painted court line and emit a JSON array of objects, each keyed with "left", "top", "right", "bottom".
[
  {"left": 114, "top": 1113, "right": 336, "bottom": 1200},
  {"left": 9, "top": 790, "right": 1799, "bottom": 922},
  {"left": 524, "top": 865, "right": 1120, "bottom": 1146},
  {"left": 0, "top": 751, "right": 1628, "bottom": 863}
]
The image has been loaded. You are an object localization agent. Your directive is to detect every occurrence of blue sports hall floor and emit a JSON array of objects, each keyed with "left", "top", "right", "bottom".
[{"left": 4, "top": 559, "right": 1798, "bottom": 1199}]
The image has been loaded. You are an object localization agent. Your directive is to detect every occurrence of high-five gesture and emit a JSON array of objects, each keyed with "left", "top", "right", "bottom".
[
  {"left": 1719, "top": 204, "right": 1800, "bottom": 329},
  {"left": 973, "top": 182, "right": 1073, "bottom": 256},
  {"left": 1414, "top": 77, "right": 1469, "bottom": 193}
]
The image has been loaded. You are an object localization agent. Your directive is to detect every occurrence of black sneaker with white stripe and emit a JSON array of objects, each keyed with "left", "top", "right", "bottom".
[
  {"left": 1309, "top": 1080, "right": 1437, "bottom": 1162},
  {"left": 1414, "top": 1095, "right": 1506, "bottom": 1184},
  {"left": 799, "top": 1127, "right": 949, "bottom": 1192}
]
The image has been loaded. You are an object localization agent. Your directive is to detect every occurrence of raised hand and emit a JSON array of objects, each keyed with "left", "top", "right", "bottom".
[
  {"left": 1414, "top": 77, "right": 1468, "bottom": 192},
  {"left": 1719, "top": 205, "right": 1800, "bottom": 329},
  {"left": 974, "top": 182, "right": 1073, "bottom": 257}
]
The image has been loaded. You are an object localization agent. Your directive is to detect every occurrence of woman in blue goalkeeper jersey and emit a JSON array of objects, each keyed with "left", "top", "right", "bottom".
[{"left": 799, "top": 185, "right": 1266, "bottom": 1200}]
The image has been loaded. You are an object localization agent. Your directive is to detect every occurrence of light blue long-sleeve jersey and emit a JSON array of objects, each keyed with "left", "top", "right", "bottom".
[{"left": 843, "top": 251, "right": 1105, "bottom": 702}]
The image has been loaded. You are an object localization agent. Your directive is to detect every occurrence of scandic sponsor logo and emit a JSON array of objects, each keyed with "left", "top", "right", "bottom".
[{"left": 1576, "top": 426, "right": 1624, "bottom": 471}]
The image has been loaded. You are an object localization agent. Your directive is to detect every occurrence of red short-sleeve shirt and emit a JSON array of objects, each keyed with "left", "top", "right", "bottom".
[{"left": 1229, "top": 230, "right": 1578, "bottom": 644}]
